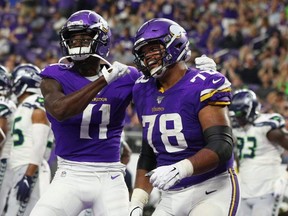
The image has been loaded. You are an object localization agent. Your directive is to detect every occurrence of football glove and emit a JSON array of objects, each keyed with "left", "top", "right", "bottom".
[
  {"left": 273, "top": 172, "right": 288, "bottom": 198},
  {"left": 102, "top": 61, "right": 130, "bottom": 84},
  {"left": 129, "top": 201, "right": 144, "bottom": 216},
  {"left": 195, "top": 55, "right": 217, "bottom": 71},
  {"left": 147, "top": 159, "right": 194, "bottom": 190},
  {"left": 15, "top": 175, "right": 33, "bottom": 202}
]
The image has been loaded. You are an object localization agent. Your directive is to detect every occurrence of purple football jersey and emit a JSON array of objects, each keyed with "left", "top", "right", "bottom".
[
  {"left": 133, "top": 68, "right": 234, "bottom": 189},
  {"left": 41, "top": 64, "right": 140, "bottom": 162}
]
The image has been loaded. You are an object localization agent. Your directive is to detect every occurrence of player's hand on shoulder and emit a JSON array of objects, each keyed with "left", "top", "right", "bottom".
[
  {"left": 102, "top": 61, "right": 130, "bottom": 84},
  {"left": 195, "top": 54, "right": 217, "bottom": 71}
]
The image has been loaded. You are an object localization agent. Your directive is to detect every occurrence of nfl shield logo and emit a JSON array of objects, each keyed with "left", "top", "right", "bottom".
[{"left": 157, "top": 96, "right": 164, "bottom": 104}]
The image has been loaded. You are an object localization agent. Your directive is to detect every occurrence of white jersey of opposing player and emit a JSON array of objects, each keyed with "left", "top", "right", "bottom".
[
  {"left": 0, "top": 96, "right": 17, "bottom": 159},
  {"left": 8, "top": 94, "right": 54, "bottom": 169},
  {"left": 234, "top": 113, "right": 286, "bottom": 198}
]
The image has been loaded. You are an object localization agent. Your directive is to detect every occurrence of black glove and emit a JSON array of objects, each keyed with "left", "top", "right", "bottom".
[{"left": 15, "top": 175, "right": 33, "bottom": 202}]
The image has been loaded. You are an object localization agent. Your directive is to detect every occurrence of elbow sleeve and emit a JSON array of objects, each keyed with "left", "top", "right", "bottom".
[
  {"left": 203, "top": 126, "right": 234, "bottom": 163},
  {"left": 137, "top": 140, "right": 157, "bottom": 171}
]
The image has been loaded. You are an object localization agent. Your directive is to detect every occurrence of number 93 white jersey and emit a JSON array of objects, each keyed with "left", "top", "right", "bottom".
[{"left": 233, "top": 113, "right": 286, "bottom": 198}]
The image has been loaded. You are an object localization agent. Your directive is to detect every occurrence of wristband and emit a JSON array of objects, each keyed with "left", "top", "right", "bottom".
[
  {"left": 130, "top": 188, "right": 149, "bottom": 207},
  {"left": 175, "top": 159, "right": 194, "bottom": 178}
]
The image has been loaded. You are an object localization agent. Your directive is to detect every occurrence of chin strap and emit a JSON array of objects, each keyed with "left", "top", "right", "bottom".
[
  {"left": 58, "top": 56, "right": 74, "bottom": 68},
  {"left": 58, "top": 54, "right": 112, "bottom": 69}
]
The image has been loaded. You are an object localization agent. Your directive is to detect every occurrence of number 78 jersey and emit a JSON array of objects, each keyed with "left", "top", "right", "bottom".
[{"left": 133, "top": 68, "right": 233, "bottom": 188}]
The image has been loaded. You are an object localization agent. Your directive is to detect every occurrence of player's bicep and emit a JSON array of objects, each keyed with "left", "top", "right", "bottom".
[
  {"left": 40, "top": 78, "right": 66, "bottom": 114},
  {"left": 32, "top": 109, "right": 49, "bottom": 125},
  {"left": 40, "top": 78, "right": 64, "bottom": 103},
  {"left": 199, "top": 105, "right": 231, "bottom": 131},
  {"left": 267, "top": 128, "right": 288, "bottom": 149}
]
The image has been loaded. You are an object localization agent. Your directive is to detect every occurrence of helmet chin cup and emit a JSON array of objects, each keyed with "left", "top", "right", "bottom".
[
  {"left": 71, "top": 55, "right": 89, "bottom": 61},
  {"left": 150, "top": 66, "right": 162, "bottom": 78},
  {"left": 151, "top": 66, "right": 168, "bottom": 79}
]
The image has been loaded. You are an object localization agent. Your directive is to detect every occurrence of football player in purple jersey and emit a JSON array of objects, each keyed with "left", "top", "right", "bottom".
[
  {"left": 129, "top": 18, "right": 240, "bottom": 216},
  {"left": 30, "top": 10, "right": 220, "bottom": 216},
  {"left": 30, "top": 10, "right": 140, "bottom": 216}
]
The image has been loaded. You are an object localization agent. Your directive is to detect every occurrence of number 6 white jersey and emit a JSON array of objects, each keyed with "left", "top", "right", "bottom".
[
  {"left": 233, "top": 113, "right": 286, "bottom": 198},
  {"left": 8, "top": 94, "right": 54, "bottom": 169}
]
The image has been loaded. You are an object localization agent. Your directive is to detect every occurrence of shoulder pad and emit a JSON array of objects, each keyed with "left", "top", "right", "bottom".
[
  {"left": 255, "top": 113, "right": 285, "bottom": 129},
  {"left": 190, "top": 70, "right": 231, "bottom": 105}
]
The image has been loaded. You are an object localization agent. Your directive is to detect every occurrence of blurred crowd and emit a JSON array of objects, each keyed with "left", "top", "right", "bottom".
[{"left": 0, "top": 0, "right": 288, "bottom": 128}]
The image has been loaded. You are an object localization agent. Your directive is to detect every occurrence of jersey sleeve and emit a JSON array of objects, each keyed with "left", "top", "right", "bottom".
[
  {"left": 40, "top": 63, "right": 70, "bottom": 82},
  {"left": 33, "top": 96, "right": 45, "bottom": 111},
  {"left": 199, "top": 72, "right": 232, "bottom": 106},
  {"left": 190, "top": 70, "right": 232, "bottom": 112},
  {"left": 23, "top": 95, "right": 46, "bottom": 111},
  {"left": 263, "top": 113, "right": 286, "bottom": 130}
]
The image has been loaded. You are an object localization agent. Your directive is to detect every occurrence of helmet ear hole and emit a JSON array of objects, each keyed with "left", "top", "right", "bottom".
[
  {"left": 61, "top": 30, "right": 70, "bottom": 40},
  {"left": 175, "top": 42, "right": 183, "bottom": 49},
  {"left": 166, "top": 54, "right": 172, "bottom": 60}
]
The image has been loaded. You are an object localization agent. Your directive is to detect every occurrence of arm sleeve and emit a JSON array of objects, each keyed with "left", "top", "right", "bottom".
[
  {"left": 29, "top": 123, "right": 51, "bottom": 166},
  {"left": 137, "top": 140, "right": 157, "bottom": 171}
]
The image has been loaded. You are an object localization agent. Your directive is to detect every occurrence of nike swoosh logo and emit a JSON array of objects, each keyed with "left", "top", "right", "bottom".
[
  {"left": 205, "top": 189, "right": 217, "bottom": 195},
  {"left": 111, "top": 174, "right": 121, "bottom": 180},
  {"left": 24, "top": 180, "right": 30, "bottom": 187},
  {"left": 212, "top": 78, "right": 222, "bottom": 84}
]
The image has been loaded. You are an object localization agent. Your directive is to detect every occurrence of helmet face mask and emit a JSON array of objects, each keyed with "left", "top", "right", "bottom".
[
  {"left": 65, "top": 32, "right": 95, "bottom": 61},
  {"left": 132, "top": 18, "right": 191, "bottom": 78},
  {"left": 11, "top": 64, "right": 42, "bottom": 98},
  {"left": 229, "top": 89, "right": 260, "bottom": 126},
  {"left": 136, "top": 42, "right": 167, "bottom": 78},
  {"left": 0, "top": 65, "right": 12, "bottom": 97},
  {"left": 59, "top": 10, "right": 111, "bottom": 61}
]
